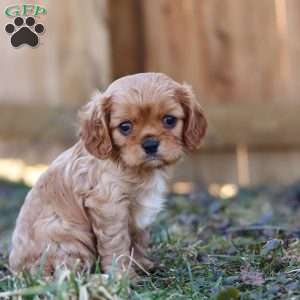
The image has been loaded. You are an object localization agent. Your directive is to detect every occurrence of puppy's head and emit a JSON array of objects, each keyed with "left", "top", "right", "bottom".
[{"left": 79, "top": 73, "right": 207, "bottom": 169}]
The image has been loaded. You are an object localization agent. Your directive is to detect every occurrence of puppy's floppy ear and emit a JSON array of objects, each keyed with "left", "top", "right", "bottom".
[
  {"left": 175, "top": 84, "right": 207, "bottom": 151},
  {"left": 79, "top": 92, "right": 112, "bottom": 159}
]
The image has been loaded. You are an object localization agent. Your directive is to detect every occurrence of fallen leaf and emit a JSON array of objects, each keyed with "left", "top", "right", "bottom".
[{"left": 241, "top": 268, "right": 265, "bottom": 285}]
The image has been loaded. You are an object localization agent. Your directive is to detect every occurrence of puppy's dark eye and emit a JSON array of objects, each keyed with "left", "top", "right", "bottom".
[
  {"left": 162, "top": 115, "right": 177, "bottom": 129},
  {"left": 118, "top": 121, "right": 133, "bottom": 136}
]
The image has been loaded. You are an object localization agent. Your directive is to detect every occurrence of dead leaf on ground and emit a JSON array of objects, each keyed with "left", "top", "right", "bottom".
[{"left": 241, "top": 268, "right": 265, "bottom": 286}]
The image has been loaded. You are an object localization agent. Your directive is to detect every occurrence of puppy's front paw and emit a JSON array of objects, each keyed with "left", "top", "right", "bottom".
[{"left": 136, "top": 256, "right": 154, "bottom": 270}]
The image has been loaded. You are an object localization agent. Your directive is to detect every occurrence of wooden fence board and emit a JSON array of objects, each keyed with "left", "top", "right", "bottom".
[
  {"left": 108, "top": 0, "right": 143, "bottom": 78},
  {"left": 1, "top": 102, "right": 299, "bottom": 151},
  {"left": 0, "top": 0, "right": 111, "bottom": 105},
  {"left": 0, "top": 0, "right": 299, "bottom": 185},
  {"left": 173, "top": 150, "right": 300, "bottom": 186},
  {"left": 142, "top": 0, "right": 286, "bottom": 103}
]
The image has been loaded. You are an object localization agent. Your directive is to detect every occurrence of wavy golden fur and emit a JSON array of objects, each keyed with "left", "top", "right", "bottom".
[{"left": 9, "top": 73, "right": 207, "bottom": 277}]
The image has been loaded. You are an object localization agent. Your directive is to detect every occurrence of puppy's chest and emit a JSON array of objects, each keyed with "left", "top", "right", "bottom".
[{"left": 130, "top": 172, "right": 167, "bottom": 230}]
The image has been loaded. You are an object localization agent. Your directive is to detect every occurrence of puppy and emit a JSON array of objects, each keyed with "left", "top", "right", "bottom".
[{"left": 9, "top": 73, "right": 207, "bottom": 276}]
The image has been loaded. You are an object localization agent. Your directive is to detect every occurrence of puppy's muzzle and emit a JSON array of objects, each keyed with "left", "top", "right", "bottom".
[{"left": 142, "top": 137, "right": 160, "bottom": 155}]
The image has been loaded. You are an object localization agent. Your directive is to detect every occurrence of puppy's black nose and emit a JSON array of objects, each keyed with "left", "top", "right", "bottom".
[{"left": 142, "top": 137, "right": 160, "bottom": 155}]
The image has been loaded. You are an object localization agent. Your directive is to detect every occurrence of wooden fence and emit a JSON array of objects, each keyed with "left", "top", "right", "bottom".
[{"left": 0, "top": 0, "right": 300, "bottom": 185}]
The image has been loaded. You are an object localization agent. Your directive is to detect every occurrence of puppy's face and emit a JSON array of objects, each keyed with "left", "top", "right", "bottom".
[
  {"left": 80, "top": 73, "right": 207, "bottom": 170},
  {"left": 109, "top": 95, "right": 185, "bottom": 168}
]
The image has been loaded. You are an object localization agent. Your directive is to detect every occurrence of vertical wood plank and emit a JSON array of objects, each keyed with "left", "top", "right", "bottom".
[
  {"left": 286, "top": 0, "right": 300, "bottom": 103},
  {"left": 142, "top": 0, "right": 203, "bottom": 95},
  {"left": 142, "top": 0, "right": 285, "bottom": 104},
  {"left": 0, "top": 0, "right": 111, "bottom": 106},
  {"left": 108, "top": 0, "right": 143, "bottom": 79}
]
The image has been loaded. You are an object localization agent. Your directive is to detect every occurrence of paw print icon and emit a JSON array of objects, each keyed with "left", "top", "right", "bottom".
[{"left": 5, "top": 16, "right": 45, "bottom": 48}]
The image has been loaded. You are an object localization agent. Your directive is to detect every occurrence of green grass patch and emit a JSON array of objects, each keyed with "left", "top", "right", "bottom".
[{"left": 1, "top": 180, "right": 300, "bottom": 299}]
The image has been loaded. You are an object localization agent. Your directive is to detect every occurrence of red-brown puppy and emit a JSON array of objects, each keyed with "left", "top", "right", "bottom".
[{"left": 9, "top": 73, "right": 207, "bottom": 276}]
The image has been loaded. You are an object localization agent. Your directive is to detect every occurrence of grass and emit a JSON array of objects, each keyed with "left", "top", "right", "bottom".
[{"left": 0, "top": 179, "right": 300, "bottom": 299}]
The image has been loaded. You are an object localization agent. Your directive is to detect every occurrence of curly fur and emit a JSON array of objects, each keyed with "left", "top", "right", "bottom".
[{"left": 9, "top": 73, "right": 207, "bottom": 276}]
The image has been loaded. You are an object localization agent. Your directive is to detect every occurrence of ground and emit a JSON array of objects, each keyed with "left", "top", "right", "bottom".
[{"left": 0, "top": 179, "right": 300, "bottom": 299}]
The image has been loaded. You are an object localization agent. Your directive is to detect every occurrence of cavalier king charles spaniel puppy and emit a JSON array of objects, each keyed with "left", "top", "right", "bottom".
[{"left": 9, "top": 73, "right": 207, "bottom": 277}]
